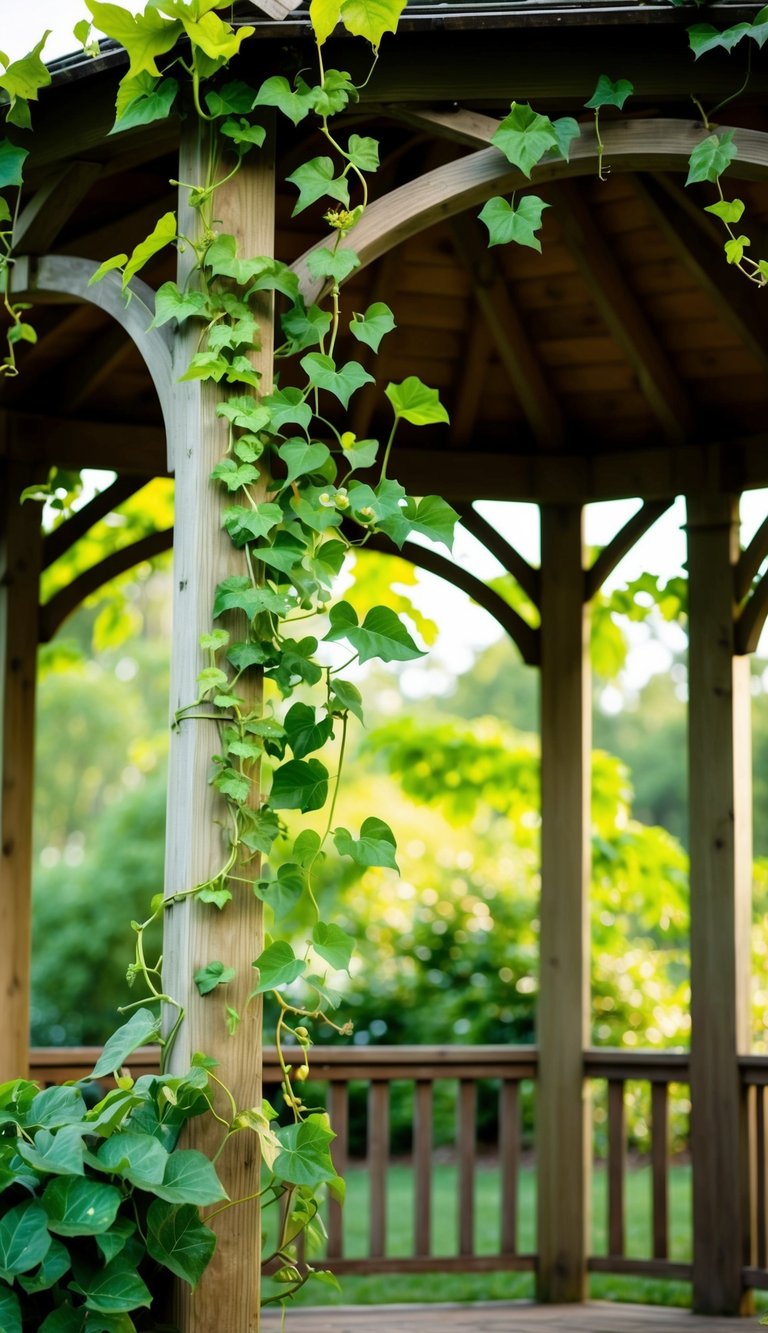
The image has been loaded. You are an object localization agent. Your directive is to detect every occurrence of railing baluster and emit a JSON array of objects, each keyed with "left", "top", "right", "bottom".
[
  {"left": 607, "top": 1078, "right": 625, "bottom": 1256},
  {"left": 458, "top": 1079, "right": 476, "bottom": 1257},
  {"left": 414, "top": 1079, "right": 432, "bottom": 1257},
  {"left": 327, "top": 1081, "right": 348, "bottom": 1259},
  {"left": 758, "top": 1084, "right": 767, "bottom": 1269},
  {"left": 651, "top": 1081, "right": 669, "bottom": 1259},
  {"left": 369, "top": 1080, "right": 389, "bottom": 1258},
  {"left": 499, "top": 1078, "right": 519, "bottom": 1255}
]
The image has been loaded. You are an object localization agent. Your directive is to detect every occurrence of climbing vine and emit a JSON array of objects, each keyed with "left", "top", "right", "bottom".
[{"left": 0, "top": 0, "right": 767, "bottom": 1327}]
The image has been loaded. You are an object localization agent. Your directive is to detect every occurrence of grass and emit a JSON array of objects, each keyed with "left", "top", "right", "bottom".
[{"left": 264, "top": 1161, "right": 705, "bottom": 1309}]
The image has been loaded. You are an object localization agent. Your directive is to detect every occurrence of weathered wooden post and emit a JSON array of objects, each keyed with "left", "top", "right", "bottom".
[
  {"left": 0, "top": 458, "right": 41, "bottom": 1081},
  {"left": 162, "top": 121, "right": 275, "bottom": 1331},
  {"left": 687, "top": 492, "right": 752, "bottom": 1315},
  {"left": 536, "top": 503, "right": 591, "bottom": 1302}
]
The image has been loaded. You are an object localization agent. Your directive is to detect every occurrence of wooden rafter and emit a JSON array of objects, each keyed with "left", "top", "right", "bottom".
[
  {"left": 449, "top": 213, "right": 564, "bottom": 449},
  {"left": 633, "top": 173, "right": 768, "bottom": 376},
  {"left": 450, "top": 311, "right": 492, "bottom": 450},
  {"left": 736, "top": 514, "right": 768, "bottom": 602},
  {"left": 585, "top": 499, "right": 674, "bottom": 602},
  {"left": 14, "top": 161, "right": 101, "bottom": 255},
  {"left": 456, "top": 502, "right": 541, "bottom": 607},
  {"left": 59, "top": 194, "right": 176, "bottom": 263},
  {"left": 42, "top": 475, "right": 152, "bottom": 570},
  {"left": 39, "top": 528, "right": 173, "bottom": 643},
  {"left": 550, "top": 181, "right": 693, "bottom": 445},
  {"left": 0, "top": 412, "right": 167, "bottom": 475}
]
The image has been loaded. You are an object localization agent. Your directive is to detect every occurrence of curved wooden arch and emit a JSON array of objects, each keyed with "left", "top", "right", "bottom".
[
  {"left": 9, "top": 254, "right": 175, "bottom": 430},
  {"left": 585, "top": 499, "right": 674, "bottom": 602},
  {"left": 292, "top": 119, "right": 768, "bottom": 303},
  {"left": 736, "top": 573, "right": 768, "bottom": 655}
]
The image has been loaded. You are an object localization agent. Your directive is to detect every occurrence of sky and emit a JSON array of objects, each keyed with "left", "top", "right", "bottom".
[{"left": 5, "top": 3, "right": 768, "bottom": 692}]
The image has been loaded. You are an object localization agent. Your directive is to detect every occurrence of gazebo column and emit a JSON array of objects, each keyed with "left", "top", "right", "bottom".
[
  {"left": 687, "top": 493, "right": 752, "bottom": 1315},
  {"left": 0, "top": 460, "right": 41, "bottom": 1080},
  {"left": 536, "top": 503, "right": 591, "bottom": 1302},
  {"left": 162, "top": 125, "right": 274, "bottom": 1332}
]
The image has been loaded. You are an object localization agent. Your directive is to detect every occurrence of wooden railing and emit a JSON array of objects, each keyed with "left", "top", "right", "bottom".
[{"left": 27, "top": 1044, "right": 768, "bottom": 1290}]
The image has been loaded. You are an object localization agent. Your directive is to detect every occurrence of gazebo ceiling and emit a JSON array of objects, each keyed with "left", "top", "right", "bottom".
[{"left": 2, "top": 0, "right": 768, "bottom": 502}]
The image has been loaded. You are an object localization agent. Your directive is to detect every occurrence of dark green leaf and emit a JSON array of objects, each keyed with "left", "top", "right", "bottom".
[
  {"left": 251, "top": 940, "right": 306, "bottom": 994},
  {"left": 491, "top": 102, "right": 558, "bottom": 176},
  {"left": 96, "top": 1132, "right": 168, "bottom": 1186},
  {"left": 70, "top": 1253, "right": 151, "bottom": 1314},
  {"left": 311, "top": 921, "right": 355, "bottom": 971},
  {"left": 112, "top": 75, "right": 177, "bottom": 133},
  {"left": 274, "top": 1113, "right": 336, "bottom": 1188},
  {"left": 0, "top": 1288, "right": 21, "bottom": 1333},
  {"left": 333, "top": 816, "right": 399, "bottom": 870},
  {"left": 346, "top": 133, "right": 379, "bottom": 171},
  {"left": 552, "top": 116, "right": 581, "bottom": 161},
  {"left": 204, "top": 81, "right": 258, "bottom": 116},
  {"left": 17, "top": 1236, "right": 71, "bottom": 1293},
  {"left": 262, "top": 386, "right": 313, "bottom": 434},
  {"left": 300, "top": 352, "right": 374, "bottom": 407},
  {"left": 17, "top": 1125, "right": 86, "bottom": 1177},
  {"left": 688, "top": 20, "right": 751, "bottom": 55},
  {"left": 287, "top": 156, "right": 349, "bottom": 215},
  {"left": 253, "top": 74, "right": 314, "bottom": 125},
  {"left": 283, "top": 702, "right": 333, "bottom": 758},
  {"left": 584, "top": 75, "right": 634, "bottom": 110},
  {"left": 0, "top": 139, "right": 28, "bottom": 189},
  {"left": 146, "top": 1200, "right": 216, "bottom": 1286},
  {"left": 329, "top": 678, "right": 365, "bottom": 722},
  {"left": 686, "top": 131, "right": 737, "bottom": 185},
  {"left": 43, "top": 1176, "right": 121, "bottom": 1236},
  {"left": 153, "top": 1151, "right": 227, "bottom": 1206},
  {"left": 254, "top": 863, "right": 304, "bottom": 920},
  {"left": 0, "top": 1201, "right": 50, "bottom": 1277},
  {"left": 93, "top": 1217, "right": 135, "bottom": 1267},
  {"left": 91, "top": 1009, "right": 161, "bottom": 1079},
  {"left": 212, "top": 576, "right": 293, "bottom": 619},
  {"left": 479, "top": 194, "right": 549, "bottom": 252},
  {"left": 27, "top": 1084, "right": 87, "bottom": 1129},
  {"left": 221, "top": 502, "right": 282, "bottom": 546},
  {"left": 324, "top": 601, "right": 425, "bottom": 664},
  {"left": 39, "top": 1305, "right": 83, "bottom": 1332},
  {"left": 349, "top": 301, "right": 395, "bottom": 352},
  {"left": 194, "top": 961, "right": 236, "bottom": 996},
  {"left": 270, "top": 757, "right": 329, "bottom": 811},
  {"left": 377, "top": 494, "right": 460, "bottom": 551}
]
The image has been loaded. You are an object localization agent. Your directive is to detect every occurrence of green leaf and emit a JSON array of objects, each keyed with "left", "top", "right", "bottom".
[
  {"left": 197, "top": 885, "right": 232, "bottom": 909},
  {"left": 345, "top": 133, "right": 380, "bottom": 172},
  {"left": 27, "top": 1084, "right": 87, "bottom": 1129},
  {"left": 91, "top": 1009, "right": 161, "bottom": 1078},
  {"left": 254, "top": 863, "right": 305, "bottom": 920},
  {"left": 283, "top": 702, "right": 333, "bottom": 758},
  {"left": 280, "top": 301, "right": 332, "bottom": 352},
  {"left": 177, "top": 9, "right": 254, "bottom": 63},
  {"left": 217, "top": 395, "right": 271, "bottom": 432},
  {"left": 213, "top": 766, "right": 251, "bottom": 803},
  {"left": 146, "top": 1200, "right": 216, "bottom": 1287},
  {"left": 251, "top": 940, "right": 306, "bottom": 994},
  {"left": 287, "top": 157, "right": 350, "bottom": 215},
  {"left": 194, "top": 961, "right": 236, "bottom": 995},
  {"left": 338, "top": 0, "right": 406, "bottom": 50},
  {"left": 584, "top": 75, "right": 634, "bottom": 110},
  {"left": 0, "top": 197, "right": 11, "bottom": 225},
  {"left": 385, "top": 377, "right": 449, "bottom": 426},
  {"left": 262, "top": 386, "right": 313, "bottom": 434},
  {"left": 112, "top": 75, "right": 177, "bottom": 133},
  {"left": 254, "top": 74, "right": 314, "bottom": 126},
  {"left": 239, "top": 806, "right": 281, "bottom": 854},
  {"left": 89, "top": 253, "right": 128, "bottom": 286},
  {"left": 85, "top": 1314, "right": 136, "bottom": 1333},
  {"left": 0, "top": 1201, "right": 51, "bottom": 1278},
  {"left": 686, "top": 131, "right": 737, "bottom": 185},
  {"left": 212, "top": 575, "right": 292, "bottom": 619},
  {"left": 220, "top": 117, "right": 266, "bottom": 150},
  {"left": 93, "top": 1217, "right": 135, "bottom": 1267},
  {"left": 211, "top": 459, "right": 260, "bottom": 493},
  {"left": 17, "top": 1237, "right": 71, "bottom": 1293},
  {"left": 339, "top": 435, "right": 379, "bottom": 472},
  {"left": 349, "top": 301, "right": 395, "bottom": 352},
  {"left": 122, "top": 211, "right": 177, "bottom": 289},
  {"left": 270, "top": 758, "right": 329, "bottom": 811},
  {"left": 39, "top": 1306, "right": 83, "bottom": 1332},
  {"left": 377, "top": 493, "right": 460, "bottom": 551},
  {"left": 704, "top": 197, "right": 745, "bottom": 223},
  {"left": 305, "top": 973, "right": 343, "bottom": 1011},
  {"left": 70, "top": 1253, "right": 151, "bottom": 1314},
  {"left": 204, "top": 80, "right": 258, "bottom": 116},
  {"left": 293, "top": 829, "right": 323, "bottom": 865},
  {"left": 552, "top": 116, "right": 581, "bottom": 162},
  {"left": 0, "top": 139, "right": 29, "bottom": 189},
  {"left": 0, "top": 1287, "right": 21, "bottom": 1333},
  {"left": 96, "top": 1132, "right": 169, "bottom": 1187},
  {"left": 17, "top": 1125, "right": 87, "bottom": 1177},
  {"left": 85, "top": 1, "right": 180, "bottom": 77},
  {"left": 688, "top": 21, "right": 752, "bottom": 56},
  {"left": 153, "top": 1151, "right": 227, "bottom": 1206},
  {"left": 0, "top": 32, "right": 51, "bottom": 103},
  {"left": 725, "top": 234, "right": 750, "bottom": 264},
  {"left": 43, "top": 1176, "right": 121, "bottom": 1236},
  {"left": 329, "top": 677, "right": 365, "bottom": 722},
  {"left": 306, "top": 247, "right": 360, "bottom": 284},
  {"left": 310, "top": 0, "right": 342, "bottom": 44},
  {"left": 274, "top": 1113, "right": 337, "bottom": 1188},
  {"left": 333, "top": 816, "right": 399, "bottom": 870},
  {"left": 478, "top": 194, "right": 549, "bottom": 252},
  {"left": 151, "top": 281, "right": 207, "bottom": 327},
  {"left": 747, "top": 6, "right": 768, "bottom": 47},
  {"left": 324, "top": 601, "right": 425, "bottom": 664},
  {"left": 300, "top": 353, "right": 374, "bottom": 407},
  {"left": 311, "top": 921, "right": 355, "bottom": 971},
  {"left": 277, "top": 439, "right": 331, "bottom": 485},
  {"left": 491, "top": 103, "right": 558, "bottom": 177},
  {"left": 311, "top": 68, "right": 357, "bottom": 116}
]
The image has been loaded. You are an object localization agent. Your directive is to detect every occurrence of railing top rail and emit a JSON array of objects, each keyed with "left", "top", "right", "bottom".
[
  {"left": 584, "top": 1048, "right": 691, "bottom": 1081},
  {"left": 29, "top": 1044, "right": 539, "bottom": 1076}
]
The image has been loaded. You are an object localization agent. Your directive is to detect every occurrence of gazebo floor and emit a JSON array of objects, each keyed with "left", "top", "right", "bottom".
[{"left": 262, "top": 1301, "right": 758, "bottom": 1332}]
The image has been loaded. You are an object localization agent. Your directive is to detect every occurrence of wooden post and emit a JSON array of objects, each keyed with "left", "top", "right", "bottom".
[
  {"left": 536, "top": 504, "right": 591, "bottom": 1302},
  {"left": 162, "top": 122, "right": 274, "bottom": 1332},
  {"left": 687, "top": 493, "right": 752, "bottom": 1315},
  {"left": 0, "top": 460, "right": 41, "bottom": 1080}
]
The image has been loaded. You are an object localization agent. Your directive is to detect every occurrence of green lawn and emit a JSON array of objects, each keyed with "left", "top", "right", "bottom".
[{"left": 264, "top": 1161, "right": 713, "bottom": 1309}]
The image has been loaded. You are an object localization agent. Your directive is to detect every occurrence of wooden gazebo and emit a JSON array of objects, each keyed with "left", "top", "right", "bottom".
[{"left": 3, "top": 1, "right": 768, "bottom": 1327}]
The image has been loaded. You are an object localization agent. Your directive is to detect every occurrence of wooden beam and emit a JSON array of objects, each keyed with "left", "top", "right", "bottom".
[
  {"left": 537, "top": 504, "right": 590, "bottom": 1302},
  {"left": 39, "top": 529, "right": 172, "bottom": 643},
  {"left": 14, "top": 161, "right": 101, "bottom": 255},
  {"left": 293, "top": 120, "right": 768, "bottom": 305},
  {"left": 633, "top": 174, "right": 768, "bottom": 376},
  {"left": 450, "top": 312, "right": 492, "bottom": 450},
  {"left": 449, "top": 213, "right": 564, "bottom": 449},
  {"left": 0, "top": 461, "right": 41, "bottom": 1080},
  {"left": 585, "top": 499, "right": 674, "bottom": 601},
  {"left": 0, "top": 412, "right": 167, "bottom": 475},
  {"left": 687, "top": 494, "right": 752, "bottom": 1315},
  {"left": 162, "top": 122, "right": 274, "bottom": 1331},
  {"left": 736, "top": 514, "right": 768, "bottom": 603},
  {"left": 550, "top": 181, "right": 693, "bottom": 444},
  {"left": 42, "top": 476, "right": 151, "bottom": 569},
  {"left": 456, "top": 503, "right": 540, "bottom": 607},
  {"left": 736, "top": 572, "right": 768, "bottom": 655}
]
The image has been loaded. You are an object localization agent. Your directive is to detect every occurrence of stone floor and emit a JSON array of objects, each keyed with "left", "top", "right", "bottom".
[{"left": 262, "top": 1302, "right": 759, "bottom": 1332}]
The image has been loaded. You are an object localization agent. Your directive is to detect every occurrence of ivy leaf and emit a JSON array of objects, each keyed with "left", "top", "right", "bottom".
[
  {"left": 17, "top": 1237, "right": 71, "bottom": 1294},
  {"left": 194, "top": 961, "right": 236, "bottom": 996},
  {"left": 85, "top": 1, "right": 180, "bottom": 77},
  {"left": 96, "top": 1133, "right": 168, "bottom": 1188},
  {"left": 287, "top": 156, "right": 350, "bottom": 215},
  {"left": 17, "top": 1125, "right": 87, "bottom": 1177},
  {"left": 311, "top": 921, "right": 355, "bottom": 971},
  {"left": 220, "top": 117, "right": 266, "bottom": 151},
  {"left": 346, "top": 134, "right": 380, "bottom": 171},
  {"left": 338, "top": 0, "right": 407, "bottom": 51},
  {"left": 491, "top": 103, "right": 558, "bottom": 177},
  {"left": 310, "top": 0, "right": 342, "bottom": 44},
  {"left": 211, "top": 459, "right": 260, "bottom": 492},
  {"left": 216, "top": 395, "right": 271, "bottom": 432},
  {"left": 0, "top": 1288, "right": 21, "bottom": 1333},
  {"left": 334, "top": 817, "right": 399, "bottom": 871},
  {"left": 385, "top": 376, "right": 449, "bottom": 426},
  {"left": 26, "top": 1084, "right": 87, "bottom": 1129},
  {"left": 91, "top": 1009, "right": 161, "bottom": 1078},
  {"left": 479, "top": 194, "right": 549, "bottom": 252},
  {"left": 376, "top": 494, "right": 460, "bottom": 551},
  {"left": 688, "top": 21, "right": 752, "bottom": 56},
  {"left": 552, "top": 116, "right": 581, "bottom": 162},
  {"left": 112, "top": 75, "right": 177, "bottom": 134},
  {"left": 122, "top": 211, "right": 177, "bottom": 288},
  {"left": 704, "top": 198, "right": 745, "bottom": 223},
  {"left": 254, "top": 74, "right": 314, "bottom": 125},
  {"left": 204, "top": 80, "right": 258, "bottom": 116},
  {"left": 305, "top": 973, "right": 344, "bottom": 1010},
  {"left": 274, "top": 1113, "right": 337, "bottom": 1188},
  {"left": 349, "top": 301, "right": 396, "bottom": 351},
  {"left": 212, "top": 576, "right": 292, "bottom": 619},
  {"left": 238, "top": 803, "right": 280, "bottom": 855},
  {"left": 306, "top": 247, "right": 360, "bottom": 284},
  {"left": 280, "top": 301, "right": 332, "bottom": 352},
  {"left": 43, "top": 1177, "right": 121, "bottom": 1236},
  {"left": 0, "top": 1201, "right": 51, "bottom": 1278},
  {"left": 725, "top": 234, "right": 750, "bottom": 264},
  {"left": 221, "top": 504, "right": 283, "bottom": 547},
  {"left": 153, "top": 1151, "right": 227, "bottom": 1206},
  {"left": 177, "top": 10, "right": 254, "bottom": 63},
  {"left": 301, "top": 353, "right": 374, "bottom": 407},
  {"left": 261, "top": 386, "right": 313, "bottom": 434},
  {"left": 747, "top": 7, "right": 768, "bottom": 47},
  {"left": 584, "top": 75, "right": 634, "bottom": 110},
  {"left": 146, "top": 1200, "right": 216, "bottom": 1287},
  {"left": 0, "top": 139, "right": 28, "bottom": 189},
  {"left": 329, "top": 678, "right": 365, "bottom": 723},
  {"left": 213, "top": 766, "right": 251, "bottom": 803},
  {"left": 251, "top": 941, "right": 306, "bottom": 994},
  {"left": 267, "top": 637, "right": 324, "bottom": 693},
  {"left": 151, "top": 281, "right": 207, "bottom": 327},
  {"left": 277, "top": 439, "right": 331, "bottom": 485},
  {"left": 283, "top": 702, "right": 334, "bottom": 758},
  {"left": 270, "top": 758, "right": 329, "bottom": 811},
  {"left": 254, "top": 863, "right": 305, "bottom": 920},
  {"left": 197, "top": 886, "right": 231, "bottom": 909},
  {"left": 324, "top": 601, "right": 425, "bottom": 664},
  {"left": 310, "top": 68, "right": 357, "bottom": 116},
  {"left": 686, "top": 131, "right": 737, "bottom": 184},
  {"left": 293, "top": 830, "right": 323, "bottom": 865},
  {"left": 0, "top": 33, "right": 51, "bottom": 127},
  {"left": 339, "top": 435, "right": 379, "bottom": 472},
  {"left": 69, "top": 1252, "right": 152, "bottom": 1314}
]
